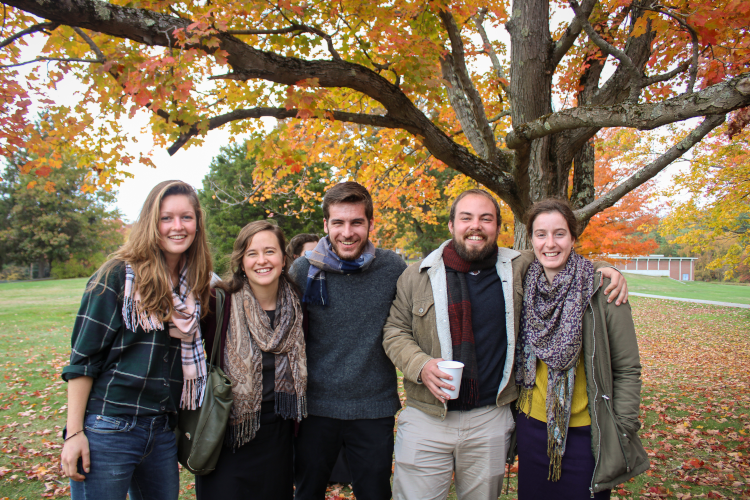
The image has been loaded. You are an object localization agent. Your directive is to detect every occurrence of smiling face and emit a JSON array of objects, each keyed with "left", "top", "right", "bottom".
[
  {"left": 323, "top": 202, "right": 373, "bottom": 261},
  {"left": 448, "top": 194, "right": 500, "bottom": 262},
  {"left": 241, "top": 229, "right": 285, "bottom": 295},
  {"left": 157, "top": 194, "right": 197, "bottom": 268},
  {"left": 530, "top": 211, "right": 576, "bottom": 282}
]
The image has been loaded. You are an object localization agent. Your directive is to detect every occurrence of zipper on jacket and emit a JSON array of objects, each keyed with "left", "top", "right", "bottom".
[
  {"left": 602, "top": 394, "right": 631, "bottom": 473},
  {"left": 589, "top": 302, "right": 601, "bottom": 498}
]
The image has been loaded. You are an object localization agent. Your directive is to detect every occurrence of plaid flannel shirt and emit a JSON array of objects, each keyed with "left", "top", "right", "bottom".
[{"left": 62, "top": 262, "right": 183, "bottom": 421}]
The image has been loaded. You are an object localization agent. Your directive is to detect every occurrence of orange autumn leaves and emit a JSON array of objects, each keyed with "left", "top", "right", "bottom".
[{"left": 575, "top": 128, "right": 660, "bottom": 260}]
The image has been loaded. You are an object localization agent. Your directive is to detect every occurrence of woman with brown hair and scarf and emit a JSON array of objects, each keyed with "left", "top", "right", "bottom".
[
  {"left": 195, "top": 220, "right": 306, "bottom": 500},
  {"left": 515, "top": 199, "right": 649, "bottom": 499}
]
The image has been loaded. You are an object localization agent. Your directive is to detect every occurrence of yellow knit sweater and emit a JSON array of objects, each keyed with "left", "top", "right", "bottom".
[{"left": 519, "top": 357, "right": 591, "bottom": 427}]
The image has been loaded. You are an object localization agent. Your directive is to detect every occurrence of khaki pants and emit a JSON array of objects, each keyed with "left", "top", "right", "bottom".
[{"left": 393, "top": 404, "right": 514, "bottom": 500}]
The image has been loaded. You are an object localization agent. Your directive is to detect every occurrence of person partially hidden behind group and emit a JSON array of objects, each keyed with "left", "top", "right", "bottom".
[
  {"left": 60, "top": 180, "right": 213, "bottom": 500},
  {"left": 516, "top": 199, "right": 649, "bottom": 499},
  {"left": 286, "top": 233, "right": 320, "bottom": 261},
  {"left": 195, "top": 220, "right": 307, "bottom": 500}
]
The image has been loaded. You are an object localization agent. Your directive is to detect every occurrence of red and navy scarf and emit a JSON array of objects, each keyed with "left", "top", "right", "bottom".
[{"left": 443, "top": 241, "right": 498, "bottom": 411}]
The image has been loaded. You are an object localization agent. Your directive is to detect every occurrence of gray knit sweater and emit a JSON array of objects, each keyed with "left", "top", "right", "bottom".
[{"left": 290, "top": 248, "right": 407, "bottom": 420}]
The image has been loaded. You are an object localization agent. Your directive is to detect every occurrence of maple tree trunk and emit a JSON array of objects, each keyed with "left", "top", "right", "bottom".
[
  {"left": 506, "top": 0, "right": 557, "bottom": 249},
  {"left": 514, "top": 223, "right": 531, "bottom": 251},
  {"left": 572, "top": 140, "right": 596, "bottom": 234}
]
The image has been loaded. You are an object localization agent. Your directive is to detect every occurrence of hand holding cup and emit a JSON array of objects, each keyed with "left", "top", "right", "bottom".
[{"left": 419, "top": 358, "right": 465, "bottom": 403}]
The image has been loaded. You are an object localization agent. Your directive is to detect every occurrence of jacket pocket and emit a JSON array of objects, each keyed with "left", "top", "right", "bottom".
[
  {"left": 412, "top": 298, "right": 434, "bottom": 318},
  {"left": 84, "top": 414, "right": 133, "bottom": 434},
  {"left": 602, "top": 395, "right": 634, "bottom": 474}
]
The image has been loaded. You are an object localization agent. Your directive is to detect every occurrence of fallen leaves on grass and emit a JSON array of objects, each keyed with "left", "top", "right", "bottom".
[
  {"left": 1, "top": 296, "right": 749, "bottom": 500},
  {"left": 615, "top": 299, "right": 750, "bottom": 499},
  {"left": 0, "top": 350, "right": 70, "bottom": 498}
]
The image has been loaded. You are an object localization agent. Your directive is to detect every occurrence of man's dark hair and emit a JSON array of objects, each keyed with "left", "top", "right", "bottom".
[
  {"left": 449, "top": 189, "right": 502, "bottom": 226},
  {"left": 525, "top": 198, "right": 579, "bottom": 239},
  {"left": 286, "top": 233, "right": 320, "bottom": 259},
  {"left": 322, "top": 181, "right": 374, "bottom": 221}
]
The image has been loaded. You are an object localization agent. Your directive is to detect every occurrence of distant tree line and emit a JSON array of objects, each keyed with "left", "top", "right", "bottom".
[{"left": 0, "top": 150, "right": 123, "bottom": 280}]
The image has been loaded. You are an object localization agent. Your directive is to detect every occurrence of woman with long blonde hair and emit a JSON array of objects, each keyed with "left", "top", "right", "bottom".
[
  {"left": 196, "top": 220, "right": 307, "bottom": 500},
  {"left": 60, "top": 180, "right": 213, "bottom": 500}
]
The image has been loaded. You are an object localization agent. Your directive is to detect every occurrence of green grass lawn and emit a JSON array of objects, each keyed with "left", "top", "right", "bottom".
[
  {"left": 623, "top": 273, "right": 750, "bottom": 305},
  {"left": 1, "top": 279, "right": 749, "bottom": 499}
]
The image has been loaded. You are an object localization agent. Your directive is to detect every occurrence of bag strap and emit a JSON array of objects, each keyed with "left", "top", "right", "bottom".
[{"left": 209, "top": 288, "right": 226, "bottom": 369}]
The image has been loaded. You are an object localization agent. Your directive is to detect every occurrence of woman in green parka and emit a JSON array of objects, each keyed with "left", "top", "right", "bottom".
[{"left": 516, "top": 199, "right": 649, "bottom": 499}]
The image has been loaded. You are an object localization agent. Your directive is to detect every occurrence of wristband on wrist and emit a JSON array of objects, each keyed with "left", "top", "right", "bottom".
[{"left": 64, "top": 430, "right": 84, "bottom": 442}]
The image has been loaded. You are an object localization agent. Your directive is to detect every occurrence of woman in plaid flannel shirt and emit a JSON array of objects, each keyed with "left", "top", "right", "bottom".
[{"left": 60, "top": 180, "right": 213, "bottom": 500}]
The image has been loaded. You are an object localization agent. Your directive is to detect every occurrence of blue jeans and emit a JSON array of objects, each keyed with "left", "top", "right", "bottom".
[{"left": 70, "top": 414, "right": 179, "bottom": 500}]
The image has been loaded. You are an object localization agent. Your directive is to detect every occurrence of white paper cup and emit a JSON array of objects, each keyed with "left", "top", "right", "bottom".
[{"left": 437, "top": 360, "right": 464, "bottom": 400}]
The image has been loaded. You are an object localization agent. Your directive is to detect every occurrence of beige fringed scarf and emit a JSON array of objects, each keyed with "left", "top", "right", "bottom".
[{"left": 224, "top": 278, "right": 307, "bottom": 450}]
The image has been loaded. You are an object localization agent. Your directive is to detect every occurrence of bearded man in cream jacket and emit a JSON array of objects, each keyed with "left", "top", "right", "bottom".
[{"left": 382, "top": 189, "right": 628, "bottom": 500}]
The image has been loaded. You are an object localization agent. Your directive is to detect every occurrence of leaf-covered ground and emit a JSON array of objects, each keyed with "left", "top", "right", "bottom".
[{"left": 0, "top": 282, "right": 748, "bottom": 499}]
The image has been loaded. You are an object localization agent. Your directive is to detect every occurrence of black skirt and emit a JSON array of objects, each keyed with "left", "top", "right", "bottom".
[
  {"left": 517, "top": 413, "right": 611, "bottom": 500},
  {"left": 194, "top": 416, "right": 294, "bottom": 500}
]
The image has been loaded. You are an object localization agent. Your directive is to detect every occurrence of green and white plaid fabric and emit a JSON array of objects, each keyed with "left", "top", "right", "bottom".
[{"left": 62, "top": 262, "right": 183, "bottom": 419}]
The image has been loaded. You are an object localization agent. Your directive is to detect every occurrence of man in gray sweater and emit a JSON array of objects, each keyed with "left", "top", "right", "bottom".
[{"left": 290, "top": 181, "right": 406, "bottom": 500}]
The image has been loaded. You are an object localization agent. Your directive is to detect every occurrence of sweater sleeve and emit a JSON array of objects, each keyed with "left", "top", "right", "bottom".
[
  {"left": 61, "top": 265, "right": 124, "bottom": 382},
  {"left": 289, "top": 257, "right": 309, "bottom": 291}
]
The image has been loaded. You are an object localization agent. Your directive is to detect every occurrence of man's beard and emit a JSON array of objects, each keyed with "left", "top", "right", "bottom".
[
  {"left": 330, "top": 236, "right": 368, "bottom": 261},
  {"left": 453, "top": 233, "right": 498, "bottom": 262}
]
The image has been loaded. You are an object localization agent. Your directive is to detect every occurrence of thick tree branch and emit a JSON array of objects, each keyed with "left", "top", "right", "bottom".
[
  {"left": 570, "top": 0, "right": 643, "bottom": 101},
  {"left": 167, "top": 107, "right": 411, "bottom": 155},
  {"left": 440, "top": 57, "right": 491, "bottom": 158},
  {"left": 473, "top": 8, "right": 510, "bottom": 101},
  {"left": 438, "top": 10, "right": 497, "bottom": 161},
  {"left": 575, "top": 114, "right": 725, "bottom": 220},
  {"left": 4, "top": 0, "right": 525, "bottom": 211},
  {"left": 643, "top": 60, "right": 690, "bottom": 86},
  {"left": 551, "top": 0, "right": 596, "bottom": 67},
  {"left": 0, "top": 20, "right": 57, "bottom": 49},
  {"left": 586, "top": 5, "right": 655, "bottom": 108},
  {"left": 505, "top": 72, "right": 750, "bottom": 149}
]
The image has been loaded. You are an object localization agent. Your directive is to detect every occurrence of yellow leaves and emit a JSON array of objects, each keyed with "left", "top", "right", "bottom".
[
  {"left": 26, "top": 181, "right": 38, "bottom": 190},
  {"left": 661, "top": 126, "right": 750, "bottom": 279},
  {"left": 631, "top": 16, "right": 651, "bottom": 39}
]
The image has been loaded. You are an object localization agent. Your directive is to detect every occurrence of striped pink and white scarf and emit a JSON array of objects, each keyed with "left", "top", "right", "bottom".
[{"left": 122, "top": 262, "right": 206, "bottom": 410}]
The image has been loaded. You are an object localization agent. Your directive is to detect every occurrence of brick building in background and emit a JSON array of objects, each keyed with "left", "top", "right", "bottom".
[{"left": 612, "top": 254, "right": 697, "bottom": 281}]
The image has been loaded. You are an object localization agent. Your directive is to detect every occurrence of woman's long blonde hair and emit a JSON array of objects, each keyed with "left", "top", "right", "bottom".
[{"left": 91, "top": 180, "right": 213, "bottom": 319}]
